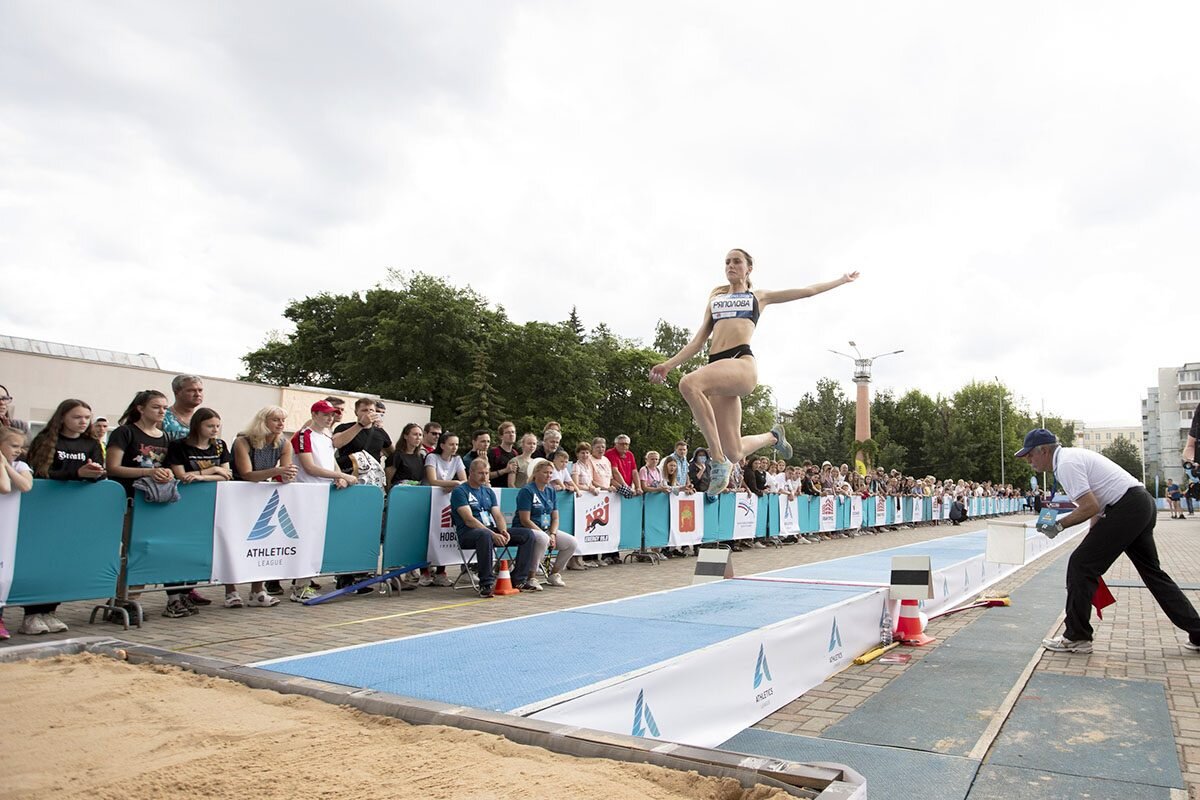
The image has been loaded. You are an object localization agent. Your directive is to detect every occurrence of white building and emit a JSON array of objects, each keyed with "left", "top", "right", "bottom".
[
  {"left": 1071, "top": 421, "right": 1143, "bottom": 458},
  {"left": 0, "top": 335, "right": 430, "bottom": 442},
  {"left": 1142, "top": 363, "right": 1200, "bottom": 485}
]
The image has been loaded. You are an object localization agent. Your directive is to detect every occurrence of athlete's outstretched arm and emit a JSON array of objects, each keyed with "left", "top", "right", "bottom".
[
  {"left": 758, "top": 271, "right": 859, "bottom": 309},
  {"left": 649, "top": 307, "right": 713, "bottom": 383}
]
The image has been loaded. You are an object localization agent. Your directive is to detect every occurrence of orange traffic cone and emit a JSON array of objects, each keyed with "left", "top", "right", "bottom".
[
  {"left": 492, "top": 559, "right": 521, "bottom": 596},
  {"left": 894, "top": 598, "right": 935, "bottom": 645}
]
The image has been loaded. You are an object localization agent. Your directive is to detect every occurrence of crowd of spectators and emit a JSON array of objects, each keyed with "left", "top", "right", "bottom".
[{"left": 0, "top": 376, "right": 1029, "bottom": 634}]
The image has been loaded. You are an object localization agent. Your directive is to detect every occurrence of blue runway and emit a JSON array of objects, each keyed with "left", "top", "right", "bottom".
[{"left": 255, "top": 524, "right": 1042, "bottom": 719}]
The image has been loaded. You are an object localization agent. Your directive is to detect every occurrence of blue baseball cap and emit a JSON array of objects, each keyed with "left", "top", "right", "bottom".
[{"left": 1015, "top": 428, "right": 1058, "bottom": 457}]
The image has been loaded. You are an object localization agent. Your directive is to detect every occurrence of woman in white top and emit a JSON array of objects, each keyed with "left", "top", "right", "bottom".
[
  {"left": 639, "top": 450, "right": 666, "bottom": 493},
  {"left": 650, "top": 248, "right": 858, "bottom": 495},
  {"left": 423, "top": 432, "right": 466, "bottom": 488}
]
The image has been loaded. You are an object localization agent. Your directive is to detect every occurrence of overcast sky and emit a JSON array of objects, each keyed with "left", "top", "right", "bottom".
[{"left": 2, "top": 2, "right": 1197, "bottom": 425}]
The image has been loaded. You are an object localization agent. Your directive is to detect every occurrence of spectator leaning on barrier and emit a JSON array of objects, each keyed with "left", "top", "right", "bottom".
[
  {"left": 106, "top": 389, "right": 173, "bottom": 497},
  {"left": 387, "top": 423, "right": 425, "bottom": 486},
  {"left": 451, "top": 458, "right": 539, "bottom": 598},
  {"left": 662, "top": 457, "right": 692, "bottom": 494},
  {"left": 1016, "top": 428, "right": 1200, "bottom": 654},
  {"left": 0, "top": 384, "right": 29, "bottom": 438},
  {"left": 639, "top": 450, "right": 664, "bottom": 492},
  {"left": 488, "top": 421, "right": 520, "bottom": 487},
  {"left": 606, "top": 435, "right": 642, "bottom": 496},
  {"left": 164, "top": 408, "right": 234, "bottom": 617},
  {"left": 589, "top": 437, "right": 618, "bottom": 565},
  {"left": 163, "top": 375, "right": 204, "bottom": 442},
  {"left": 290, "top": 401, "right": 358, "bottom": 602},
  {"left": 232, "top": 405, "right": 297, "bottom": 600},
  {"left": 571, "top": 441, "right": 600, "bottom": 496},
  {"left": 421, "top": 431, "right": 465, "bottom": 587},
  {"left": 549, "top": 449, "right": 577, "bottom": 493},
  {"left": 21, "top": 399, "right": 105, "bottom": 635},
  {"left": 518, "top": 458, "right": 577, "bottom": 587},
  {"left": 0, "top": 425, "right": 34, "bottom": 639}
]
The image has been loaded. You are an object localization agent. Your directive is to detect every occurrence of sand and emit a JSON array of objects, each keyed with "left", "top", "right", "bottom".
[{"left": 0, "top": 654, "right": 792, "bottom": 800}]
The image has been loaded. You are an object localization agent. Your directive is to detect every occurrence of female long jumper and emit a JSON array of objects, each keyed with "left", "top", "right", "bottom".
[{"left": 649, "top": 249, "right": 859, "bottom": 496}]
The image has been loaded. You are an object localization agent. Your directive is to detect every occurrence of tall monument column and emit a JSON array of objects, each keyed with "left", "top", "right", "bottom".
[{"left": 829, "top": 342, "right": 904, "bottom": 475}]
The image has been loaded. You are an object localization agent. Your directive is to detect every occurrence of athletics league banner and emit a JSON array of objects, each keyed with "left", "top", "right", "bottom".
[
  {"left": 573, "top": 491, "right": 622, "bottom": 555},
  {"left": 0, "top": 491, "right": 19, "bottom": 606},
  {"left": 668, "top": 493, "right": 704, "bottom": 547},
  {"left": 427, "top": 488, "right": 461, "bottom": 566},
  {"left": 777, "top": 495, "right": 802, "bottom": 537},
  {"left": 212, "top": 482, "right": 329, "bottom": 584},
  {"left": 818, "top": 495, "right": 837, "bottom": 532}
]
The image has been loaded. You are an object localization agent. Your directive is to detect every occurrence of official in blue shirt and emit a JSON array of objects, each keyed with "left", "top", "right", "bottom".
[
  {"left": 516, "top": 459, "right": 578, "bottom": 587},
  {"left": 451, "top": 458, "right": 539, "bottom": 597}
]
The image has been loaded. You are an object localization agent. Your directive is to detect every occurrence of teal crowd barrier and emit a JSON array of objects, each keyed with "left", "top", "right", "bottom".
[
  {"left": 6, "top": 479, "right": 126, "bottom": 607},
  {"left": 642, "top": 492, "right": 670, "bottom": 549},
  {"left": 126, "top": 483, "right": 384, "bottom": 586}
]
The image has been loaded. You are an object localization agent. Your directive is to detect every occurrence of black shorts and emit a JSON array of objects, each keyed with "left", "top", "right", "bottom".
[{"left": 708, "top": 344, "right": 754, "bottom": 363}]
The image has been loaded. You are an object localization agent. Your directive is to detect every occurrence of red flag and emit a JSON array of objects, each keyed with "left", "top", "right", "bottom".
[{"left": 1092, "top": 576, "right": 1116, "bottom": 619}]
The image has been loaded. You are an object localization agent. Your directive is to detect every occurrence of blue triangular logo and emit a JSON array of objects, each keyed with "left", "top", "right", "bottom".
[
  {"left": 754, "top": 644, "right": 773, "bottom": 689},
  {"left": 942, "top": 577, "right": 949, "bottom": 598},
  {"left": 631, "top": 689, "right": 661, "bottom": 738},
  {"left": 828, "top": 618, "right": 843, "bottom": 651},
  {"left": 247, "top": 489, "right": 299, "bottom": 541}
]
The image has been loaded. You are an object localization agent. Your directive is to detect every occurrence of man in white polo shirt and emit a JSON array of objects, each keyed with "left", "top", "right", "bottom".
[{"left": 1016, "top": 428, "right": 1200, "bottom": 654}]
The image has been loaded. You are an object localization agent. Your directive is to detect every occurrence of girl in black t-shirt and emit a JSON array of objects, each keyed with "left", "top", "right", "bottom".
[
  {"left": 20, "top": 399, "right": 107, "bottom": 635},
  {"left": 387, "top": 423, "right": 426, "bottom": 486},
  {"left": 165, "top": 408, "right": 232, "bottom": 483},
  {"left": 105, "top": 389, "right": 173, "bottom": 496}
]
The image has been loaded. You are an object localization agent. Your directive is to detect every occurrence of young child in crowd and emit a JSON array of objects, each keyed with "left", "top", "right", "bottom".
[{"left": 0, "top": 425, "right": 34, "bottom": 638}]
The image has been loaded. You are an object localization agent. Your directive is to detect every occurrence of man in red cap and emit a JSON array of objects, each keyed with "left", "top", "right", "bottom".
[{"left": 1017, "top": 428, "right": 1200, "bottom": 654}]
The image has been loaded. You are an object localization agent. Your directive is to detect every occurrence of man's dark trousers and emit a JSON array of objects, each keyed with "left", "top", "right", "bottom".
[{"left": 1065, "top": 487, "right": 1200, "bottom": 643}]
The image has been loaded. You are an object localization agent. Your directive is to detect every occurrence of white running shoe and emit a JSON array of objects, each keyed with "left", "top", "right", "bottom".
[
  {"left": 19, "top": 613, "right": 50, "bottom": 635},
  {"left": 41, "top": 613, "right": 69, "bottom": 633},
  {"left": 770, "top": 423, "right": 793, "bottom": 459}
]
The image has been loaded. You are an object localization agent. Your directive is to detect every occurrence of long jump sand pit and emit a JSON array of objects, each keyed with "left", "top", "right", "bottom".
[{"left": 1, "top": 654, "right": 791, "bottom": 800}]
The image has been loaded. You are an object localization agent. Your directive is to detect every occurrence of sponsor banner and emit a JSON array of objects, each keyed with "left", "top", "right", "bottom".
[
  {"left": 911, "top": 497, "right": 924, "bottom": 523},
  {"left": 0, "top": 491, "right": 19, "bottom": 606},
  {"left": 574, "top": 491, "right": 621, "bottom": 555},
  {"left": 893, "top": 496, "right": 903, "bottom": 523},
  {"left": 528, "top": 590, "right": 884, "bottom": 748},
  {"left": 777, "top": 496, "right": 802, "bottom": 536},
  {"left": 942, "top": 495, "right": 952, "bottom": 520},
  {"left": 212, "top": 482, "right": 329, "bottom": 583},
  {"left": 875, "top": 496, "right": 886, "bottom": 527},
  {"left": 427, "top": 488, "right": 463, "bottom": 566},
  {"left": 669, "top": 493, "right": 704, "bottom": 547},
  {"left": 849, "top": 496, "right": 863, "bottom": 529},
  {"left": 932, "top": 497, "right": 942, "bottom": 520},
  {"left": 818, "top": 495, "right": 837, "bottom": 532},
  {"left": 733, "top": 492, "right": 757, "bottom": 540}
]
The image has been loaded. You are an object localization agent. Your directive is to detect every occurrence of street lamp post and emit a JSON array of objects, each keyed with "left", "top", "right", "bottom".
[
  {"left": 828, "top": 341, "right": 904, "bottom": 472},
  {"left": 997, "top": 377, "right": 1005, "bottom": 486}
]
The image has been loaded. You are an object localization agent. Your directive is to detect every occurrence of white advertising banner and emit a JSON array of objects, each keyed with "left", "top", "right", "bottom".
[
  {"left": 942, "top": 494, "right": 953, "bottom": 520},
  {"left": 777, "top": 496, "right": 802, "bottom": 536},
  {"left": 911, "top": 496, "right": 924, "bottom": 523},
  {"left": 573, "top": 491, "right": 621, "bottom": 555},
  {"left": 932, "top": 497, "right": 942, "bottom": 521},
  {"left": 668, "top": 493, "right": 704, "bottom": 547},
  {"left": 818, "top": 495, "right": 837, "bottom": 532},
  {"left": 0, "top": 491, "right": 19, "bottom": 606},
  {"left": 527, "top": 589, "right": 884, "bottom": 748},
  {"left": 893, "top": 496, "right": 903, "bottom": 523},
  {"left": 875, "top": 495, "right": 886, "bottom": 527},
  {"left": 212, "top": 482, "right": 330, "bottom": 583},
  {"left": 849, "top": 496, "right": 862, "bottom": 529},
  {"left": 427, "top": 488, "right": 463, "bottom": 566},
  {"left": 733, "top": 492, "right": 757, "bottom": 540}
]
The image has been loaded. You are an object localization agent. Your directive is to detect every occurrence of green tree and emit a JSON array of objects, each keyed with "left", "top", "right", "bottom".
[
  {"left": 1101, "top": 436, "right": 1143, "bottom": 480},
  {"left": 453, "top": 349, "right": 506, "bottom": 435}
]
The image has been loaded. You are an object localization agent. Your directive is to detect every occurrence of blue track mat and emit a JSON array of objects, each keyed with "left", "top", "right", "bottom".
[
  {"left": 763, "top": 530, "right": 1013, "bottom": 583},
  {"left": 257, "top": 580, "right": 868, "bottom": 712},
  {"left": 721, "top": 729, "right": 979, "bottom": 800}
]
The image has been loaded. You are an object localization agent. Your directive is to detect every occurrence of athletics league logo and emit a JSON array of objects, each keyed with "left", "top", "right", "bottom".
[
  {"left": 244, "top": 488, "right": 300, "bottom": 567},
  {"left": 753, "top": 643, "right": 775, "bottom": 705},
  {"left": 631, "top": 689, "right": 661, "bottom": 738},
  {"left": 828, "top": 617, "right": 844, "bottom": 664}
]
